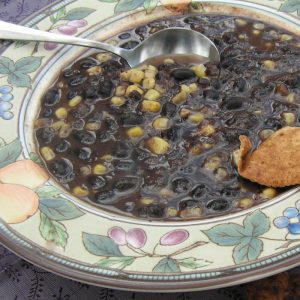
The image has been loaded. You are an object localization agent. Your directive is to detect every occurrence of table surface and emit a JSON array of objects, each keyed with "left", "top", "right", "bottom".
[{"left": 1, "top": 1, "right": 300, "bottom": 299}]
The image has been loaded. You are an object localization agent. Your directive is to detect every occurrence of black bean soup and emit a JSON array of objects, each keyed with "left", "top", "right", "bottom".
[{"left": 35, "top": 15, "right": 300, "bottom": 220}]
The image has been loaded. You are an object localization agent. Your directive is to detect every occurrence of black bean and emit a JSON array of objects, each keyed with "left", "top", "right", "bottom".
[
  {"left": 112, "top": 142, "right": 132, "bottom": 159},
  {"left": 162, "top": 126, "right": 180, "bottom": 142},
  {"left": 41, "top": 108, "right": 53, "bottom": 118},
  {"left": 105, "top": 117, "right": 118, "bottom": 132},
  {"left": 206, "top": 199, "right": 230, "bottom": 212},
  {"left": 89, "top": 112, "right": 102, "bottom": 122},
  {"left": 211, "top": 79, "right": 222, "bottom": 90},
  {"left": 132, "top": 148, "right": 150, "bottom": 160},
  {"left": 147, "top": 205, "right": 164, "bottom": 218},
  {"left": 203, "top": 89, "right": 219, "bottom": 100},
  {"left": 222, "top": 128, "right": 248, "bottom": 144},
  {"left": 69, "top": 75, "right": 87, "bottom": 86},
  {"left": 88, "top": 176, "right": 106, "bottom": 189},
  {"left": 264, "top": 117, "right": 283, "bottom": 130},
  {"left": 223, "top": 97, "right": 244, "bottom": 110},
  {"left": 121, "top": 113, "right": 144, "bottom": 126},
  {"left": 179, "top": 199, "right": 199, "bottom": 210},
  {"left": 99, "top": 80, "right": 113, "bottom": 98},
  {"left": 72, "top": 119, "right": 85, "bottom": 130},
  {"left": 224, "top": 111, "right": 257, "bottom": 129},
  {"left": 80, "top": 59, "right": 97, "bottom": 69},
  {"left": 74, "top": 147, "right": 91, "bottom": 160},
  {"left": 120, "top": 41, "right": 139, "bottom": 50},
  {"left": 94, "top": 191, "right": 115, "bottom": 204},
  {"left": 220, "top": 187, "right": 239, "bottom": 198},
  {"left": 72, "top": 104, "right": 92, "bottom": 119},
  {"left": 113, "top": 177, "right": 139, "bottom": 193},
  {"left": 198, "top": 77, "right": 210, "bottom": 87},
  {"left": 36, "top": 127, "right": 55, "bottom": 144},
  {"left": 101, "top": 60, "right": 122, "bottom": 72},
  {"left": 119, "top": 32, "right": 131, "bottom": 39},
  {"left": 67, "top": 89, "right": 79, "bottom": 100},
  {"left": 179, "top": 165, "right": 195, "bottom": 174},
  {"left": 84, "top": 86, "right": 98, "bottom": 98},
  {"left": 171, "top": 68, "right": 195, "bottom": 80},
  {"left": 235, "top": 78, "right": 247, "bottom": 92},
  {"left": 116, "top": 160, "right": 134, "bottom": 171},
  {"left": 191, "top": 24, "right": 205, "bottom": 33},
  {"left": 63, "top": 68, "right": 74, "bottom": 78},
  {"left": 172, "top": 177, "right": 191, "bottom": 193},
  {"left": 205, "top": 64, "right": 219, "bottom": 76},
  {"left": 73, "top": 131, "right": 96, "bottom": 145},
  {"left": 55, "top": 140, "right": 71, "bottom": 153},
  {"left": 161, "top": 102, "right": 177, "bottom": 118},
  {"left": 129, "top": 90, "right": 142, "bottom": 101},
  {"left": 43, "top": 89, "right": 61, "bottom": 106},
  {"left": 49, "top": 158, "right": 73, "bottom": 178},
  {"left": 190, "top": 184, "right": 207, "bottom": 199},
  {"left": 98, "top": 132, "right": 112, "bottom": 142}
]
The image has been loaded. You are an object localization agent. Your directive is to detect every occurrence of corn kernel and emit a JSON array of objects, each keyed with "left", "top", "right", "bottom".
[
  {"left": 41, "top": 147, "right": 55, "bottom": 161},
  {"left": 160, "top": 188, "right": 174, "bottom": 198},
  {"left": 262, "top": 187, "right": 277, "bottom": 199},
  {"left": 120, "top": 71, "right": 130, "bottom": 81},
  {"left": 232, "top": 149, "right": 240, "bottom": 167},
  {"left": 165, "top": 207, "right": 178, "bottom": 217},
  {"left": 101, "top": 154, "right": 113, "bottom": 161},
  {"left": 154, "top": 84, "right": 165, "bottom": 94},
  {"left": 93, "top": 164, "right": 107, "bottom": 175},
  {"left": 180, "top": 207, "right": 202, "bottom": 218},
  {"left": 128, "top": 69, "right": 145, "bottom": 84},
  {"left": 189, "top": 83, "right": 198, "bottom": 93},
  {"left": 189, "top": 144, "right": 202, "bottom": 155},
  {"left": 252, "top": 29, "right": 261, "bottom": 36},
  {"left": 85, "top": 122, "right": 101, "bottom": 131},
  {"left": 199, "top": 124, "right": 215, "bottom": 136},
  {"left": 140, "top": 197, "right": 156, "bottom": 205},
  {"left": 55, "top": 107, "right": 68, "bottom": 119},
  {"left": 126, "top": 126, "right": 144, "bottom": 138},
  {"left": 281, "top": 34, "right": 292, "bottom": 41},
  {"left": 282, "top": 112, "right": 296, "bottom": 125},
  {"left": 111, "top": 96, "right": 126, "bottom": 106},
  {"left": 68, "top": 95, "right": 82, "bottom": 107},
  {"left": 164, "top": 58, "right": 175, "bottom": 64},
  {"left": 73, "top": 186, "right": 89, "bottom": 197},
  {"left": 181, "top": 84, "right": 190, "bottom": 93},
  {"left": 204, "top": 156, "right": 221, "bottom": 171},
  {"left": 215, "top": 167, "right": 228, "bottom": 181},
  {"left": 115, "top": 86, "right": 126, "bottom": 96},
  {"left": 188, "top": 112, "right": 204, "bottom": 124},
  {"left": 253, "top": 23, "right": 265, "bottom": 30},
  {"left": 144, "top": 89, "right": 160, "bottom": 101},
  {"left": 259, "top": 129, "right": 274, "bottom": 141},
  {"left": 192, "top": 64, "right": 207, "bottom": 78},
  {"left": 142, "top": 78, "right": 156, "bottom": 90},
  {"left": 203, "top": 143, "right": 213, "bottom": 149},
  {"left": 145, "top": 69, "right": 157, "bottom": 78},
  {"left": 141, "top": 100, "right": 161, "bottom": 112},
  {"left": 59, "top": 123, "right": 72, "bottom": 138},
  {"left": 172, "top": 91, "right": 188, "bottom": 104},
  {"left": 263, "top": 60, "right": 276, "bottom": 70},
  {"left": 152, "top": 117, "right": 170, "bottom": 130},
  {"left": 286, "top": 93, "right": 295, "bottom": 103},
  {"left": 238, "top": 198, "right": 254, "bottom": 209},
  {"left": 180, "top": 108, "right": 191, "bottom": 118},
  {"left": 126, "top": 85, "right": 144, "bottom": 96},
  {"left": 96, "top": 53, "right": 112, "bottom": 62},
  {"left": 80, "top": 165, "right": 91, "bottom": 176},
  {"left": 51, "top": 120, "right": 65, "bottom": 131},
  {"left": 87, "top": 66, "right": 102, "bottom": 76},
  {"left": 235, "top": 18, "right": 247, "bottom": 26},
  {"left": 146, "top": 137, "right": 170, "bottom": 155}
]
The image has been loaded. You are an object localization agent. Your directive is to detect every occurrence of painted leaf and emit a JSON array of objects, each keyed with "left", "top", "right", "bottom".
[
  {"left": 83, "top": 232, "right": 123, "bottom": 257},
  {"left": 0, "top": 57, "right": 15, "bottom": 74},
  {"left": 61, "top": 7, "right": 96, "bottom": 20},
  {"left": 233, "top": 237, "right": 263, "bottom": 264},
  {"left": 153, "top": 258, "right": 180, "bottom": 273},
  {"left": 14, "top": 41, "right": 31, "bottom": 49},
  {"left": 0, "top": 138, "right": 6, "bottom": 148},
  {"left": 144, "top": 0, "right": 159, "bottom": 13},
  {"left": 280, "top": 0, "right": 300, "bottom": 16},
  {"left": 178, "top": 257, "right": 211, "bottom": 269},
  {"left": 8, "top": 71, "right": 31, "bottom": 88},
  {"left": 203, "top": 223, "right": 246, "bottom": 246},
  {"left": 39, "top": 212, "right": 68, "bottom": 248},
  {"left": 0, "top": 139, "right": 22, "bottom": 168},
  {"left": 243, "top": 210, "right": 270, "bottom": 237},
  {"left": 97, "top": 256, "right": 135, "bottom": 269},
  {"left": 15, "top": 56, "right": 43, "bottom": 74},
  {"left": 29, "top": 152, "right": 44, "bottom": 166},
  {"left": 52, "top": 7, "right": 66, "bottom": 23},
  {"left": 35, "top": 186, "right": 61, "bottom": 198},
  {"left": 115, "top": 0, "right": 145, "bottom": 13},
  {"left": 39, "top": 197, "right": 84, "bottom": 221}
]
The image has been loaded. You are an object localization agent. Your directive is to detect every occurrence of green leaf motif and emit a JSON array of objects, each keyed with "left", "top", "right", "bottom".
[
  {"left": 178, "top": 257, "right": 211, "bottom": 269},
  {"left": 280, "top": 0, "right": 300, "bottom": 16},
  {"left": 0, "top": 57, "right": 15, "bottom": 74},
  {"left": 35, "top": 186, "right": 62, "bottom": 198},
  {"left": 39, "top": 212, "right": 68, "bottom": 248},
  {"left": 203, "top": 210, "right": 270, "bottom": 264},
  {"left": 39, "top": 197, "right": 84, "bottom": 221},
  {"left": 115, "top": 0, "right": 145, "bottom": 13},
  {"left": 0, "top": 138, "right": 6, "bottom": 148},
  {"left": 0, "top": 139, "right": 22, "bottom": 168},
  {"left": 203, "top": 223, "right": 246, "bottom": 246},
  {"left": 97, "top": 256, "right": 135, "bottom": 269},
  {"left": 14, "top": 41, "right": 31, "bottom": 49},
  {"left": 153, "top": 258, "right": 180, "bottom": 273},
  {"left": 233, "top": 237, "right": 263, "bottom": 264},
  {"left": 51, "top": 7, "right": 67, "bottom": 23},
  {"left": 29, "top": 152, "right": 44, "bottom": 166},
  {"left": 243, "top": 210, "right": 270, "bottom": 237},
  {"left": 144, "top": 0, "right": 159, "bottom": 13},
  {"left": 15, "top": 56, "right": 43, "bottom": 73},
  {"left": 83, "top": 232, "right": 123, "bottom": 257},
  {"left": 8, "top": 71, "right": 31, "bottom": 88},
  {"left": 61, "top": 7, "right": 96, "bottom": 20}
]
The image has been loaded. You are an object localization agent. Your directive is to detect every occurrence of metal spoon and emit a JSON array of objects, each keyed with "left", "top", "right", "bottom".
[{"left": 0, "top": 20, "right": 220, "bottom": 67}]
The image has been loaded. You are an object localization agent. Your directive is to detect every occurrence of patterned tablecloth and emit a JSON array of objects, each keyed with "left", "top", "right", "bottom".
[{"left": 0, "top": 1, "right": 300, "bottom": 299}]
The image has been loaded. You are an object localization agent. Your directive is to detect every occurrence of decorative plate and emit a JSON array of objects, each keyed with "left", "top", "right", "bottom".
[{"left": 1, "top": 0, "right": 300, "bottom": 292}]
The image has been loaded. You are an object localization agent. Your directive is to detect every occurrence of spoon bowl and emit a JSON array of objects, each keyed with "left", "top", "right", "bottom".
[{"left": 0, "top": 21, "right": 220, "bottom": 67}]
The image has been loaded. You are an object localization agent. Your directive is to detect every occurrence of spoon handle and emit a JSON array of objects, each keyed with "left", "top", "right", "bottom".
[{"left": 0, "top": 20, "right": 126, "bottom": 57}]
